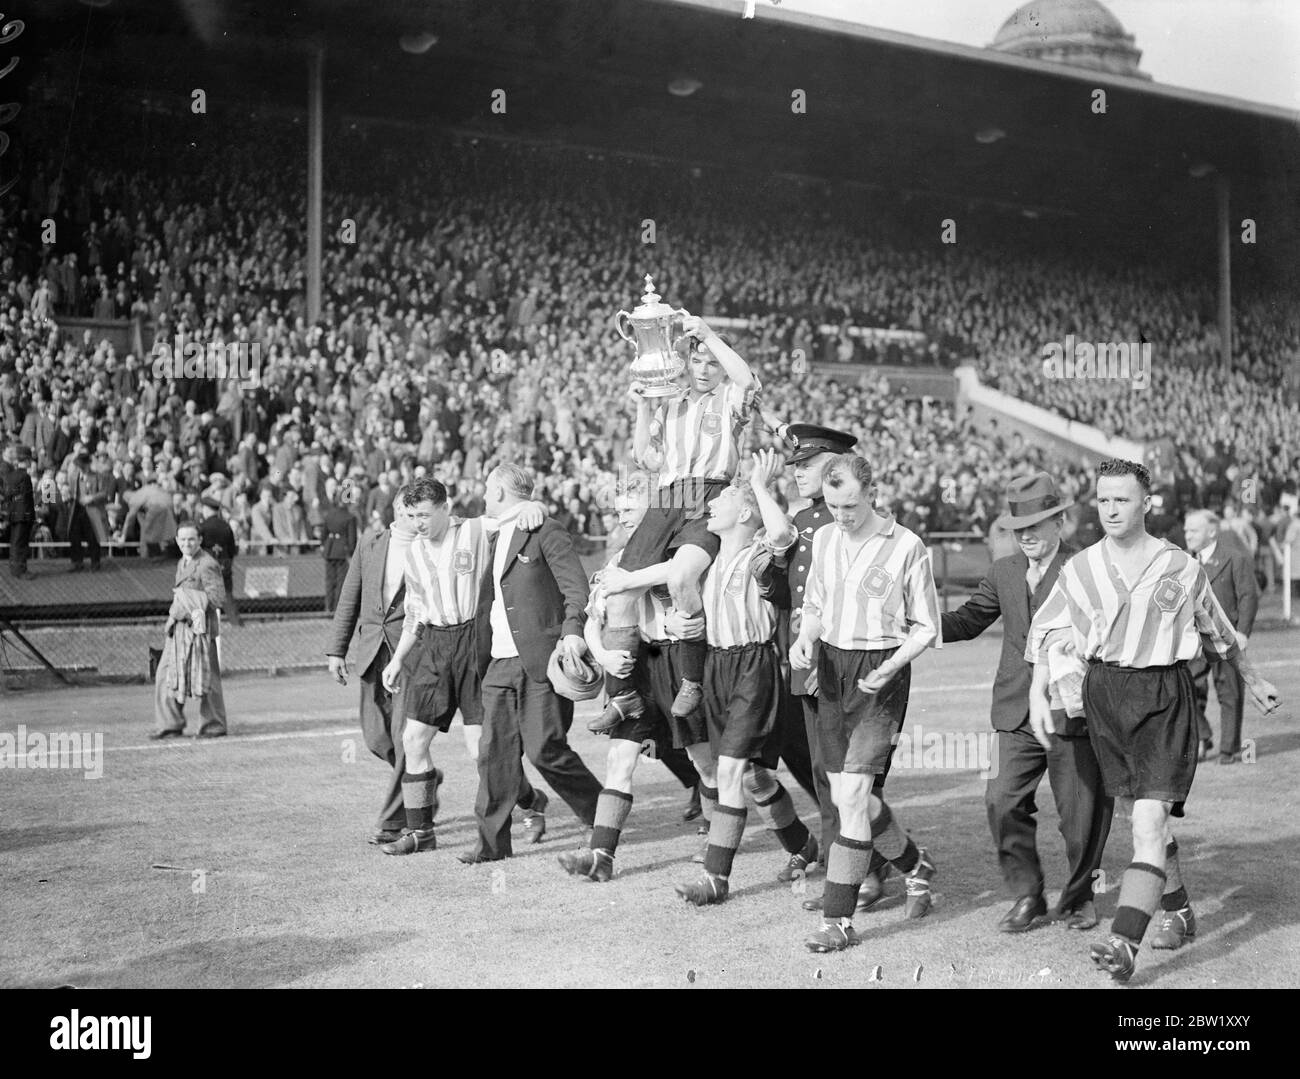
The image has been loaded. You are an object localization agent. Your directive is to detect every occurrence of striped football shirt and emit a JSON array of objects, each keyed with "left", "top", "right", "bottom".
[
  {"left": 703, "top": 527, "right": 796, "bottom": 648},
  {"left": 1025, "top": 538, "right": 1240, "bottom": 668},
  {"left": 402, "top": 517, "right": 488, "bottom": 632},
  {"left": 802, "top": 517, "right": 941, "bottom": 651},
  {"left": 654, "top": 379, "right": 755, "bottom": 484}
]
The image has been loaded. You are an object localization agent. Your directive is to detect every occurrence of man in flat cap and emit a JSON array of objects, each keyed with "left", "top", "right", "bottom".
[{"left": 941, "top": 472, "right": 1112, "bottom": 933}]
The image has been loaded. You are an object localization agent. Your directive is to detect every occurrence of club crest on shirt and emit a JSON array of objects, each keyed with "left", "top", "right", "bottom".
[
  {"left": 725, "top": 566, "right": 747, "bottom": 596},
  {"left": 860, "top": 565, "right": 893, "bottom": 599},
  {"left": 453, "top": 548, "right": 475, "bottom": 575},
  {"left": 1152, "top": 574, "right": 1186, "bottom": 613},
  {"left": 700, "top": 410, "right": 723, "bottom": 437}
]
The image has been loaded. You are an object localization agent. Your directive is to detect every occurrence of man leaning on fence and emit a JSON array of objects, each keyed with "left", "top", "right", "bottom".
[{"left": 152, "top": 523, "right": 229, "bottom": 740}]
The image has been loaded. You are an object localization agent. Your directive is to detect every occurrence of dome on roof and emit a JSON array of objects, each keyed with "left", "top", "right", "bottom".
[{"left": 990, "top": 0, "right": 1150, "bottom": 79}]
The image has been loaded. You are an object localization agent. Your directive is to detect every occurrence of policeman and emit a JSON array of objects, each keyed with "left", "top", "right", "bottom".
[
  {"left": 197, "top": 497, "right": 242, "bottom": 627},
  {"left": 322, "top": 492, "right": 359, "bottom": 615}
]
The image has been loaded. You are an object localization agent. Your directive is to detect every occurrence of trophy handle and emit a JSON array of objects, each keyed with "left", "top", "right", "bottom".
[{"left": 614, "top": 310, "right": 634, "bottom": 343}]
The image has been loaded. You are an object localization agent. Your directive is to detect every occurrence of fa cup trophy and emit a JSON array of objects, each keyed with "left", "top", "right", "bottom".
[{"left": 614, "top": 275, "right": 690, "bottom": 397}]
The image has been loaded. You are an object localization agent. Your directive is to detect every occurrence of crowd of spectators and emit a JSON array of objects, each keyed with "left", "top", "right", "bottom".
[{"left": 2, "top": 112, "right": 1296, "bottom": 581}]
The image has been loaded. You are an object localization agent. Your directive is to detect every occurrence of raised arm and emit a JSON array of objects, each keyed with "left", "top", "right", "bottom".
[{"left": 682, "top": 315, "right": 755, "bottom": 392}]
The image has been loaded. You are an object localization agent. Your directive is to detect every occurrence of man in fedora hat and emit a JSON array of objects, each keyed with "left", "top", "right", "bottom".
[{"left": 942, "top": 471, "right": 1113, "bottom": 934}]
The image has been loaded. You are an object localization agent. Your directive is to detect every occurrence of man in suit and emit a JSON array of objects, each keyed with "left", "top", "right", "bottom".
[
  {"left": 1184, "top": 510, "right": 1259, "bottom": 765},
  {"left": 465, "top": 463, "right": 602, "bottom": 863},
  {"left": 327, "top": 491, "right": 419, "bottom": 846},
  {"left": 152, "top": 523, "right": 228, "bottom": 738},
  {"left": 63, "top": 451, "right": 102, "bottom": 572},
  {"left": 2, "top": 442, "right": 36, "bottom": 579},
  {"left": 941, "top": 472, "right": 1113, "bottom": 933}
]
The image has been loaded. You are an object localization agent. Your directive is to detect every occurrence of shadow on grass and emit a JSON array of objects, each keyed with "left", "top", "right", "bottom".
[
  {"left": 0, "top": 822, "right": 121, "bottom": 855},
  {"left": 40, "top": 930, "right": 409, "bottom": 989}
]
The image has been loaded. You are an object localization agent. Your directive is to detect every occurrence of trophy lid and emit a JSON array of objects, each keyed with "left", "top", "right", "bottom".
[{"left": 629, "top": 274, "right": 677, "bottom": 319}]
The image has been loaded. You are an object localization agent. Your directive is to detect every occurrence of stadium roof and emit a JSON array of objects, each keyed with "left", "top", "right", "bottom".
[{"left": 32, "top": 0, "right": 1300, "bottom": 239}]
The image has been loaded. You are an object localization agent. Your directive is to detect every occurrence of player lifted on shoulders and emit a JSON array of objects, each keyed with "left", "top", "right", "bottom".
[
  {"left": 790, "top": 454, "right": 942, "bottom": 953},
  {"left": 557, "top": 474, "right": 709, "bottom": 882},
  {"left": 673, "top": 449, "right": 819, "bottom": 905},
  {"left": 1026, "top": 459, "right": 1280, "bottom": 982},
  {"left": 593, "top": 316, "right": 759, "bottom": 733}
]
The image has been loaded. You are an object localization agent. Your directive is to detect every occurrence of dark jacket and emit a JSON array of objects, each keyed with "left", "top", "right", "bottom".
[
  {"left": 1, "top": 462, "right": 35, "bottom": 523},
  {"left": 940, "top": 542, "right": 1080, "bottom": 734},
  {"left": 1199, "top": 531, "right": 1259, "bottom": 637},
  {"left": 321, "top": 504, "right": 359, "bottom": 561},
  {"left": 326, "top": 527, "right": 406, "bottom": 679},
  {"left": 475, "top": 517, "right": 589, "bottom": 682}
]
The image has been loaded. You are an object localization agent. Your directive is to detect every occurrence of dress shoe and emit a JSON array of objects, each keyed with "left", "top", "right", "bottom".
[
  {"left": 149, "top": 729, "right": 185, "bottom": 740},
  {"left": 903, "top": 847, "right": 936, "bottom": 919},
  {"left": 382, "top": 826, "right": 436, "bottom": 855},
  {"left": 805, "top": 921, "right": 859, "bottom": 953},
  {"left": 682, "top": 785, "right": 702, "bottom": 822},
  {"left": 675, "top": 873, "right": 729, "bottom": 905},
  {"left": 369, "top": 829, "right": 404, "bottom": 846},
  {"left": 196, "top": 728, "right": 227, "bottom": 739},
  {"left": 522, "top": 789, "right": 549, "bottom": 844},
  {"left": 589, "top": 691, "right": 643, "bottom": 734},
  {"left": 1150, "top": 905, "right": 1196, "bottom": 949},
  {"left": 671, "top": 679, "right": 703, "bottom": 719},
  {"left": 1198, "top": 739, "right": 1214, "bottom": 761},
  {"left": 777, "top": 835, "right": 818, "bottom": 882},
  {"left": 1218, "top": 752, "right": 1241, "bottom": 766},
  {"left": 457, "top": 849, "right": 507, "bottom": 864},
  {"left": 1063, "top": 900, "right": 1099, "bottom": 930},
  {"left": 997, "top": 894, "right": 1048, "bottom": 933},
  {"left": 1090, "top": 936, "right": 1137, "bottom": 982},
  {"left": 69, "top": 564, "right": 85, "bottom": 574},
  {"left": 557, "top": 847, "right": 614, "bottom": 882}
]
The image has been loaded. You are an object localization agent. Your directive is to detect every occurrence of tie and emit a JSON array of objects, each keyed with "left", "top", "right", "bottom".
[{"left": 1027, "top": 561, "right": 1043, "bottom": 594}]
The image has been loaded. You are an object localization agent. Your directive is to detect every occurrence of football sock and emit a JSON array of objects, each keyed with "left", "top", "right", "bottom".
[
  {"left": 602, "top": 625, "right": 642, "bottom": 697},
  {"left": 1111, "top": 862, "right": 1167, "bottom": 944},
  {"left": 401, "top": 769, "right": 438, "bottom": 830},
  {"left": 869, "top": 798, "right": 919, "bottom": 872},
  {"left": 591, "top": 788, "right": 634, "bottom": 855},
  {"left": 823, "top": 836, "right": 873, "bottom": 919},
  {"left": 699, "top": 783, "right": 719, "bottom": 824},
  {"left": 703, "top": 804, "right": 747, "bottom": 879},
  {"left": 679, "top": 637, "right": 705, "bottom": 684},
  {"left": 749, "top": 780, "right": 810, "bottom": 854},
  {"left": 1161, "top": 839, "right": 1188, "bottom": 910}
]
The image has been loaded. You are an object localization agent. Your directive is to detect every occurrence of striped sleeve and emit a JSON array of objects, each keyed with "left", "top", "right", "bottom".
[
  {"left": 1025, "top": 574, "right": 1084, "bottom": 664},
  {"left": 902, "top": 542, "right": 942, "bottom": 649},
  {"left": 801, "top": 527, "right": 828, "bottom": 627},
  {"left": 402, "top": 545, "right": 428, "bottom": 636},
  {"left": 1191, "top": 563, "right": 1242, "bottom": 662}
]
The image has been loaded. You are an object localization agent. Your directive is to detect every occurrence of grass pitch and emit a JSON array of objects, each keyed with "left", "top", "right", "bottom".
[{"left": 2, "top": 629, "right": 1297, "bottom": 989}]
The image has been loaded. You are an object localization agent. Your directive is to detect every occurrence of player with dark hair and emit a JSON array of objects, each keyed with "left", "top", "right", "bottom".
[
  {"left": 593, "top": 314, "right": 759, "bottom": 733},
  {"left": 1027, "top": 458, "right": 1280, "bottom": 981},
  {"left": 380, "top": 477, "right": 546, "bottom": 855},
  {"left": 789, "top": 454, "right": 942, "bottom": 952}
]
